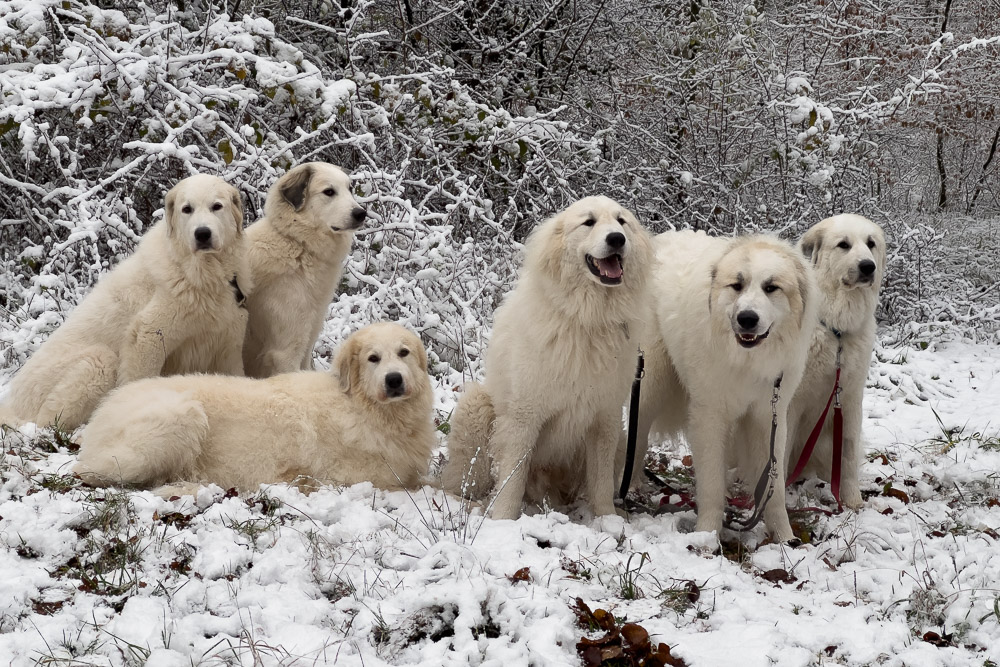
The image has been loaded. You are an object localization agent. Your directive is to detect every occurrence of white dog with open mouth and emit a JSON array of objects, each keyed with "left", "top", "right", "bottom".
[
  {"left": 74, "top": 323, "right": 435, "bottom": 495},
  {"left": 442, "top": 196, "right": 652, "bottom": 521},
  {"left": 625, "top": 231, "right": 816, "bottom": 540},
  {"left": 782, "top": 214, "right": 886, "bottom": 508},
  {"left": 0, "top": 174, "right": 250, "bottom": 431},
  {"left": 242, "top": 162, "right": 367, "bottom": 378}
]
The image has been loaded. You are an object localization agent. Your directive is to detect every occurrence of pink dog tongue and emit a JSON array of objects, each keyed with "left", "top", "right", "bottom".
[{"left": 595, "top": 256, "right": 623, "bottom": 279}]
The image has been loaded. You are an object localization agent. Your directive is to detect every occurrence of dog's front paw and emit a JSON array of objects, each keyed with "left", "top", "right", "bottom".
[
  {"left": 591, "top": 513, "right": 626, "bottom": 535},
  {"left": 693, "top": 512, "right": 724, "bottom": 536},
  {"left": 840, "top": 487, "right": 864, "bottom": 510}
]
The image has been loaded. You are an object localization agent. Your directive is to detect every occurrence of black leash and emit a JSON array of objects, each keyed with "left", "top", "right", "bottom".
[
  {"left": 618, "top": 350, "right": 645, "bottom": 501},
  {"left": 726, "top": 374, "right": 782, "bottom": 532}
]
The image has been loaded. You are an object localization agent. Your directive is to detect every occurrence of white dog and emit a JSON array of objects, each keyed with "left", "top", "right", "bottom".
[
  {"left": 74, "top": 323, "right": 435, "bottom": 495},
  {"left": 442, "top": 196, "right": 653, "bottom": 521},
  {"left": 627, "top": 231, "right": 816, "bottom": 540},
  {"left": 783, "top": 214, "right": 886, "bottom": 508},
  {"left": 0, "top": 175, "right": 250, "bottom": 431},
  {"left": 242, "top": 163, "right": 366, "bottom": 378}
]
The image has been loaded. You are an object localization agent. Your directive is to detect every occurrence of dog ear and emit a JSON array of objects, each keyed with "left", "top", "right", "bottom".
[
  {"left": 336, "top": 334, "right": 358, "bottom": 394},
  {"left": 228, "top": 185, "right": 244, "bottom": 234},
  {"left": 794, "top": 254, "right": 813, "bottom": 330},
  {"left": 527, "top": 215, "right": 565, "bottom": 281},
  {"left": 279, "top": 165, "right": 314, "bottom": 211},
  {"left": 798, "top": 223, "right": 824, "bottom": 265},
  {"left": 413, "top": 335, "right": 429, "bottom": 373},
  {"left": 164, "top": 185, "right": 178, "bottom": 237}
]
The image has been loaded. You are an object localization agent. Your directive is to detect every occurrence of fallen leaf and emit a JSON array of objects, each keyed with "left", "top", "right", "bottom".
[
  {"left": 508, "top": 567, "right": 531, "bottom": 583},
  {"left": 883, "top": 486, "right": 910, "bottom": 503},
  {"left": 621, "top": 623, "right": 650, "bottom": 652},
  {"left": 761, "top": 568, "right": 796, "bottom": 584}
]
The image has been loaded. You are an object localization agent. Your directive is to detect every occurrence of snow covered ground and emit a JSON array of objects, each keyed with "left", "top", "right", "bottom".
[{"left": 1, "top": 334, "right": 999, "bottom": 667}]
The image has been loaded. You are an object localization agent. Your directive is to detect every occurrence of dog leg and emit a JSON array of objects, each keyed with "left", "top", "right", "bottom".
[
  {"left": 35, "top": 345, "right": 118, "bottom": 430},
  {"left": 487, "top": 412, "right": 539, "bottom": 520},
  {"left": 118, "top": 301, "right": 187, "bottom": 384},
  {"left": 687, "top": 401, "right": 729, "bottom": 534},
  {"left": 763, "top": 404, "right": 795, "bottom": 541},
  {"left": 75, "top": 388, "right": 209, "bottom": 487},
  {"left": 839, "top": 382, "right": 865, "bottom": 509},
  {"left": 211, "top": 325, "right": 248, "bottom": 376},
  {"left": 586, "top": 412, "right": 623, "bottom": 517},
  {"left": 441, "top": 383, "right": 495, "bottom": 500}
]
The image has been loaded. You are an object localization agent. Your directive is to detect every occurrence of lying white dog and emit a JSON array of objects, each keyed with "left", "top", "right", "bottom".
[
  {"left": 242, "top": 163, "right": 366, "bottom": 377},
  {"left": 74, "top": 323, "right": 435, "bottom": 495},
  {"left": 442, "top": 196, "right": 652, "bottom": 521},
  {"left": 627, "top": 231, "right": 816, "bottom": 540},
  {"left": 784, "top": 214, "right": 886, "bottom": 508},
  {"left": 0, "top": 174, "right": 250, "bottom": 430}
]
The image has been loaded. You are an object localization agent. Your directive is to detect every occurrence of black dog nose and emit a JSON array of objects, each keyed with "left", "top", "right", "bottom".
[
  {"left": 858, "top": 259, "right": 876, "bottom": 276},
  {"left": 606, "top": 232, "right": 626, "bottom": 249},
  {"left": 736, "top": 310, "right": 759, "bottom": 330},
  {"left": 194, "top": 227, "right": 212, "bottom": 243},
  {"left": 385, "top": 372, "right": 403, "bottom": 390},
  {"left": 352, "top": 207, "right": 367, "bottom": 223}
]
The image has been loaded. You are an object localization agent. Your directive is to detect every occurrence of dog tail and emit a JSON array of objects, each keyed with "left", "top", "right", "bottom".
[
  {"left": 74, "top": 384, "right": 209, "bottom": 487},
  {"left": 441, "top": 382, "right": 495, "bottom": 500}
]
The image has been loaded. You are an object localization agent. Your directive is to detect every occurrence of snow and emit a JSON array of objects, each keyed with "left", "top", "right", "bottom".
[{"left": 2, "top": 337, "right": 999, "bottom": 665}]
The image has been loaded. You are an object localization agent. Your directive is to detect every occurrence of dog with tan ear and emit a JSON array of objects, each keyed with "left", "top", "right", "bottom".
[
  {"left": 784, "top": 214, "right": 886, "bottom": 508},
  {"left": 0, "top": 174, "right": 250, "bottom": 431},
  {"left": 74, "top": 323, "right": 436, "bottom": 496},
  {"left": 242, "top": 162, "right": 367, "bottom": 378}
]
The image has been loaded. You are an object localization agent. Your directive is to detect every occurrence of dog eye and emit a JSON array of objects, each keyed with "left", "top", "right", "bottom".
[
  {"left": 583, "top": 217, "right": 596, "bottom": 227},
  {"left": 323, "top": 188, "right": 336, "bottom": 197},
  {"left": 367, "top": 354, "right": 380, "bottom": 363},
  {"left": 211, "top": 202, "right": 224, "bottom": 211},
  {"left": 181, "top": 205, "right": 193, "bottom": 215},
  {"left": 398, "top": 349, "right": 409, "bottom": 358},
  {"left": 730, "top": 283, "right": 743, "bottom": 292},
  {"left": 866, "top": 239, "right": 876, "bottom": 249},
  {"left": 616, "top": 216, "right": 627, "bottom": 226},
  {"left": 837, "top": 241, "right": 851, "bottom": 250},
  {"left": 763, "top": 284, "right": 780, "bottom": 294}
]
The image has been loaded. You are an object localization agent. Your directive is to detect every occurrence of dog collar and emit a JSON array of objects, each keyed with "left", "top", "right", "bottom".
[
  {"left": 230, "top": 276, "right": 247, "bottom": 308},
  {"left": 819, "top": 319, "right": 843, "bottom": 338}
]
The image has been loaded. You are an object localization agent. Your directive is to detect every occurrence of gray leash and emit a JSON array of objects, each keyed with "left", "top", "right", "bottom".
[{"left": 725, "top": 374, "right": 782, "bottom": 532}]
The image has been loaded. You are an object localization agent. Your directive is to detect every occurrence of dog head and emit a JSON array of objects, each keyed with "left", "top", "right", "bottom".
[
  {"left": 711, "top": 236, "right": 813, "bottom": 350},
  {"left": 526, "top": 195, "right": 652, "bottom": 292},
  {"left": 267, "top": 162, "right": 367, "bottom": 238},
  {"left": 799, "top": 214, "right": 886, "bottom": 291},
  {"left": 336, "top": 323, "right": 429, "bottom": 404},
  {"left": 164, "top": 174, "right": 243, "bottom": 253}
]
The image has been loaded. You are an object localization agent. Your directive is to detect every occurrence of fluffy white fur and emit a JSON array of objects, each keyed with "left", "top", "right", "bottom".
[
  {"left": 783, "top": 214, "right": 886, "bottom": 508},
  {"left": 442, "top": 196, "right": 653, "bottom": 520},
  {"left": 626, "top": 231, "right": 817, "bottom": 540},
  {"left": 242, "top": 163, "right": 366, "bottom": 378},
  {"left": 0, "top": 174, "right": 250, "bottom": 431},
  {"left": 74, "top": 323, "right": 435, "bottom": 494}
]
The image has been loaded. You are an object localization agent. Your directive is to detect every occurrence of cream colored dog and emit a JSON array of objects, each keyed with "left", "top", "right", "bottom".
[
  {"left": 442, "top": 196, "right": 653, "bottom": 521},
  {"left": 0, "top": 175, "right": 249, "bottom": 431},
  {"left": 784, "top": 214, "right": 886, "bottom": 508},
  {"left": 626, "top": 231, "right": 816, "bottom": 541},
  {"left": 74, "top": 323, "right": 435, "bottom": 495},
  {"left": 242, "top": 163, "right": 366, "bottom": 378}
]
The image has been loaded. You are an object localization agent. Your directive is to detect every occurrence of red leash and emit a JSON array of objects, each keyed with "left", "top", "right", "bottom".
[{"left": 787, "top": 325, "right": 844, "bottom": 509}]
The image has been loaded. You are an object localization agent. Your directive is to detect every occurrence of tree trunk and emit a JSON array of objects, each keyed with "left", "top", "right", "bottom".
[{"left": 936, "top": 130, "right": 948, "bottom": 210}]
